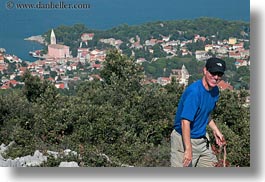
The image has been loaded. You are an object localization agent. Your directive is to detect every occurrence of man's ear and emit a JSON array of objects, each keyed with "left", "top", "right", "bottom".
[{"left": 203, "top": 67, "right": 207, "bottom": 75}]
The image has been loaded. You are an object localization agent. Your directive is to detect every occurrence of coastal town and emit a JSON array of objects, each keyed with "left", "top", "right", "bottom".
[{"left": 0, "top": 27, "right": 250, "bottom": 91}]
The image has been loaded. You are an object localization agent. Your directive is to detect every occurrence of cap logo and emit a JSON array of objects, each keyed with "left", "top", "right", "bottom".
[{"left": 216, "top": 63, "right": 222, "bottom": 67}]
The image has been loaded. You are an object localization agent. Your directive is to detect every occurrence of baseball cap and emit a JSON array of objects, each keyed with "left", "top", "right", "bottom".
[{"left": 205, "top": 57, "right": 226, "bottom": 74}]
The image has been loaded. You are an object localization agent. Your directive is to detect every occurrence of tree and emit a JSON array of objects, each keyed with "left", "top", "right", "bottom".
[
  {"left": 21, "top": 70, "right": 57, "bottom": 102},
  {"left": 100, "top": 49, "right": 143, "bottom": 91},
  {"left": 210, "top": 90, "right": 250, "bottom": 166}
]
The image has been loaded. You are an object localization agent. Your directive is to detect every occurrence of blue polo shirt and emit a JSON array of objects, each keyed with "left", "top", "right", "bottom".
[{"left": 174, "top": 80, "right": 219, "bottom": 138}]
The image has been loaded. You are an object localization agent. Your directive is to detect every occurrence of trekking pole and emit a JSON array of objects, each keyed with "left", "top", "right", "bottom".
[{"left": 222, "top": 144, "right": 227, "bottom": 167}]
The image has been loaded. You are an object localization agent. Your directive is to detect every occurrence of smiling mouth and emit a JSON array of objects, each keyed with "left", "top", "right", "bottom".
[{"left": 210, "top": 80, "right": 219, "bottom": 85}]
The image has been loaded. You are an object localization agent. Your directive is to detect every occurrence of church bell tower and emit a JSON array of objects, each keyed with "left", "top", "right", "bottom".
[{"left": 50, "top": 29, "right": 56, "bottom": 45}]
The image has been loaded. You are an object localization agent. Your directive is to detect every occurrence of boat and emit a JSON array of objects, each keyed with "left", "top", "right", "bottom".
[{"left": 29, "top": 50, "right": 43, "bottom": 58}]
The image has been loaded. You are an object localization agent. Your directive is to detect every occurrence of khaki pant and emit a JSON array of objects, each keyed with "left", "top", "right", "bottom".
[{"left": 170, "top": 129, "right": 217, "bottom": 167}]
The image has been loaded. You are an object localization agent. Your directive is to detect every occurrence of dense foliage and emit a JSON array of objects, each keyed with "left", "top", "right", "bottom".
[{"left": 0, "top": 50, "right": 250, "bottom": 167}]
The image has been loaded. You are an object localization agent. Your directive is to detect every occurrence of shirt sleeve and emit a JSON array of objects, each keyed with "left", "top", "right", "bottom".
[{"left": 180, "top": 90, "right": 199, "bottom": 123}]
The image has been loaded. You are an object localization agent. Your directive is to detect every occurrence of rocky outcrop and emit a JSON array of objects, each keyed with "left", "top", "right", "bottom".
[
  {"left": 59, "top": 161, "right": 79, "bottom": 167},
  {"left": 24, "top": 35, "right": 46, "bottom": 45},
  {"left": 0, "top": 142, "right": 79, "bottom": 167}
]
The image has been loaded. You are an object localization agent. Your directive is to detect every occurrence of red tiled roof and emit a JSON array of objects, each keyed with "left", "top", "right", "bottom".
[{"left": 218, "top": 80, "right": 233, "bottom": 90}]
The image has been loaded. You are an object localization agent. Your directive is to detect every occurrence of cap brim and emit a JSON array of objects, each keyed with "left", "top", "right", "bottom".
[{"left": 208, "top": 67, "right": 225, "bottom": 73}]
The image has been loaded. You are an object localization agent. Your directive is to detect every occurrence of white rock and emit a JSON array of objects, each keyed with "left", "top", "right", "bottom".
[{"left": 59, "top": 161, "right": 79, "bottom": 167}]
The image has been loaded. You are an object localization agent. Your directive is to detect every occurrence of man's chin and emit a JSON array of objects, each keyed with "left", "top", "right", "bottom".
[{"left": 209, "top": 82, "right": 218, "bottom": 88}]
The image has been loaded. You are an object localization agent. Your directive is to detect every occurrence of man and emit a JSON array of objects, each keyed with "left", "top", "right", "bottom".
[{"left": 171, "top": 57, "right": 227, "bottom": 167}]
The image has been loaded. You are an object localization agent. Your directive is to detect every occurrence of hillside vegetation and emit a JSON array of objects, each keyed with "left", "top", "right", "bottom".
[{"left": 0, "top": 50, "right": 250, "bottom": 167}]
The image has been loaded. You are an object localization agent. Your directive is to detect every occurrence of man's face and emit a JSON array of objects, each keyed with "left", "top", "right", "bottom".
[{"left": 203, "top": 67, "right": 223, "bottom": 88}]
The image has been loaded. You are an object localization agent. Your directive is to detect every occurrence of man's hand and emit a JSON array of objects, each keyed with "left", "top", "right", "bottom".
[
  {"left": 213, "top": 130, "right": 226, "bottom": 147},
  {"left": 183, "top": 149, "right": 192, "bottom": 167},
  {"left": 208, "top": 119, "right": 226, "bottom": 147}
]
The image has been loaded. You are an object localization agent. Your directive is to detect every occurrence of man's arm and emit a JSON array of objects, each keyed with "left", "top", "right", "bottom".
[
  {"left": 181, "top": 119, "right": 192, "bottom": 167},
  {"left": 208, "top": 119, "right": 226, "bottom": 146}
]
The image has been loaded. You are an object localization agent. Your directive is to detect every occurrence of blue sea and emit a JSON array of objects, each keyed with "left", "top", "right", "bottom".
[{"left": 0, "top": 0, "right": 250, "bottom": 62}]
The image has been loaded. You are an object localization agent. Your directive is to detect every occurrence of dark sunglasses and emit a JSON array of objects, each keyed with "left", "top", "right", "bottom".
[{"left": 209, "top": 71, "right": 224, "bottom": 77}]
